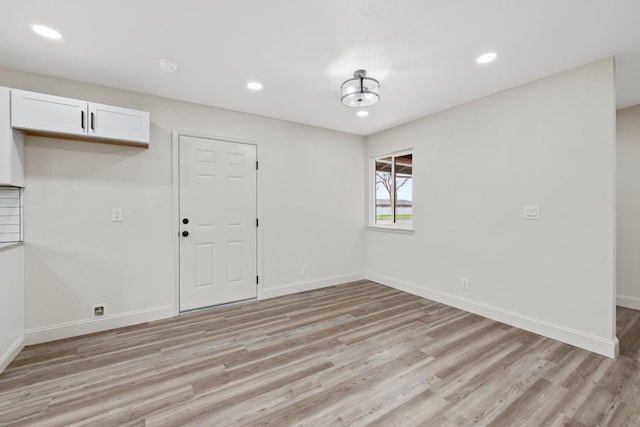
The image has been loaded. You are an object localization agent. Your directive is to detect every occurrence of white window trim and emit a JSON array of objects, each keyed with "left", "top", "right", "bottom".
[
  {"left": 366, "top": 224, "right": 415, "bottom": 234},
  {"left": 369, "top": 149, "right": 414, "bottom": 232}
]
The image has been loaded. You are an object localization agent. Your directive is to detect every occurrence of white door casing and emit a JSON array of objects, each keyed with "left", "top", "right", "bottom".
[{"left": 179, "top": 135, "right": 257, "bottom": 311}]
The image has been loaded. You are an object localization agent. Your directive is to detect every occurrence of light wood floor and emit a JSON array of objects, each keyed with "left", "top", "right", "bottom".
[{"left": 1, "top": 280, "right": 640, "bottom": 426}]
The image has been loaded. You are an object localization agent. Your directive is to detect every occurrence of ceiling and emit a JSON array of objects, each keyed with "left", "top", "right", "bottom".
[{"left": 0, "top": 1, "right": 639, "bottom": 136}]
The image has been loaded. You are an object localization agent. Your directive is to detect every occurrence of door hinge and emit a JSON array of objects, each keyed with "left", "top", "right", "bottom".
[
  {"left": 256, "top": 275, "right": 259, "bottom": 285},
  {"left": 256, "top": 161, "right": 259, "bottom": 170},
  {"left": 256, "top": 218, "right": 259, "bottom": 227}
]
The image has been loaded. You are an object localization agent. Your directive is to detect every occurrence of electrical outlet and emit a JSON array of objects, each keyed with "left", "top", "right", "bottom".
[
  {"left": 301, "top": 265, "right": 308, "bottom": 276},
  {"left": 461, "top": 277, "right": 469, "bottom": 290},
  {"left": 112, "top": 208, "right": 123, "bottom": 222},
  {"left": 93, "top": 305, "right": 105, "bottom": 317}
]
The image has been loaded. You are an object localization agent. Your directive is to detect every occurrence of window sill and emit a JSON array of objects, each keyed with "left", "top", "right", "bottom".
[{"left": 367, "top": 225, "right": 415, "bottom": 234}]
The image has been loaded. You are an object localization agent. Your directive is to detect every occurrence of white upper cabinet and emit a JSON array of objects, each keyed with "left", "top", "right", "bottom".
[
  {"left": 10, "top": 89, "right": 149, "bottom": 146},
  {"left": 88, "top": 102, "right": 150, "bottom": 143},
  {"left": 11, "top": 89, "right": 87, "bottom": 137},
  {"left": 0, "top": 87, "right": 25, "bottom": 187}
]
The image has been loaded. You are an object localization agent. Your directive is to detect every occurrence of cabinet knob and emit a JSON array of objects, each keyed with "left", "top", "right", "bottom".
[
  {"left": 182, "top": 218, "right": 189, "bottom": 224},
  {"left": 182, "top": 231, "right": 189, "bottom": 237}
]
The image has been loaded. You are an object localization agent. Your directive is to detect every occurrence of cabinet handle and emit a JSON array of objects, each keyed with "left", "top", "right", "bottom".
[
  {"left": 90, "top": 112, "right": 95, "bottom": 131},
  {"left": 182, "top": 231, "right": 189, "bottom": 237},
  {"left": 81, "top": 111, "right": 85, "bottom": 129}
]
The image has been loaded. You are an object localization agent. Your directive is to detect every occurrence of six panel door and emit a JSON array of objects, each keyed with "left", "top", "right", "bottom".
[{"left": 179, "top": 135, "right": 257, "bottom": 311}]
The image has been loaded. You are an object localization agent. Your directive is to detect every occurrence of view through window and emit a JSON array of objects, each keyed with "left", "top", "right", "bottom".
[{"left": 375, "top": 152, "right": 412, "bottom": 226}]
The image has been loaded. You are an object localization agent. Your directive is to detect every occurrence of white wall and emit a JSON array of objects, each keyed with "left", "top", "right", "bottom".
[
  {"left": 365, "top": 58, "right": 617, "bottom": 357},
  {"left": 617, "top": 104, "right": 640, "bottom": 310},
  {"left": 0, "top": 67, "right": 366, "bottom": 344},
  {"left": 0, "top": 245, "right": 24, "bottom": 373},
  {"left": 0, "top": 59, "right": 620, "bottom": 358}
]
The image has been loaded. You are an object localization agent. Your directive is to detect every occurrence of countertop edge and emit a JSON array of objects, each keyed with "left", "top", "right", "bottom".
[{"left": 0, "top": 242, "right": 24, "bottom": 253}]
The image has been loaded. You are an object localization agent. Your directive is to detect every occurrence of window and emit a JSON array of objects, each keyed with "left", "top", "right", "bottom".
[
  {"left": 373, "top": 151, "right": 413, "bottom": 227},
  {"left": 0, "top": 187, "right": 23, "bottom": 243}
]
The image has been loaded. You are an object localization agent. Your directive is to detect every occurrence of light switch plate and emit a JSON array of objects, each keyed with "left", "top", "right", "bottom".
[
  {"left": 112, "top": 208, "right": 123, "bottom": 222},
  {"left": 523, "top": 205, "right": 540, "bottom": 220}
]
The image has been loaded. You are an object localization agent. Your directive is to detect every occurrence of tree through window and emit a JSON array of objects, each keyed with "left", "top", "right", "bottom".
[{"left": 374, "top": 152, "right": 412, "bottom": 226}]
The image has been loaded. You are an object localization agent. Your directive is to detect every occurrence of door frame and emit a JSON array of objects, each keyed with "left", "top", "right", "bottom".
[{"left": 171, "top": 129, "right": 263, "bottom": 315}]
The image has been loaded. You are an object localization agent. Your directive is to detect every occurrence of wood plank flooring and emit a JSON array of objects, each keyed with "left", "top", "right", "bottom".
[{"left": 1, "top": 280, "right": 640, "bottom": 426}]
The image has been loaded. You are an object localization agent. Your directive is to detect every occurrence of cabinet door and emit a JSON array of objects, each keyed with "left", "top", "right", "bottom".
[
  {"left": 0, "top": 87, "right": 25, "bottom": 187},
  {"left": 88, "top": 102, "right": 149, "bottom": 143},
  {"left": 11, "top": 89, "right": 87, "bottom": 136}
]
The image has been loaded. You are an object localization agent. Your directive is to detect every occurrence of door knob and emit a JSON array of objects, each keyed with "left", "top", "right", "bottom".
[
  {"left": 182, "top": 218, "right": 189, "bottom": 224},
  {"left": 182, "top": 231, "right": 189, "bottom": 237}
]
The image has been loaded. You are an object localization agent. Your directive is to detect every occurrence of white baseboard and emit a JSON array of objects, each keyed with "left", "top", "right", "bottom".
[
  {"left": 617, "top": 294, "right": 640, "bottom": 311},
  {"left": 24, "top": 305, "right": 175, "bottom": 346},
  {"left": 0, "top": 336, "right": 25, "bottom": 374},
  {"left": 262, "top": 272, "right": 366, "bottom": 300},
  {"left": 366, "top": 272, "right": 618, "bottom": 358}
]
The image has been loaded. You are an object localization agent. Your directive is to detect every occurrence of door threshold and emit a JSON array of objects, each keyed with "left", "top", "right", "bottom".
[{"left": 179, "top": 297, "right": 257, "bottom": 314}]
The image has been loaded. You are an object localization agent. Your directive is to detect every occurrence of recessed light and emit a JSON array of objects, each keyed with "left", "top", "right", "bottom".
[
  {"left": 159, "top": 58, "right": 178, "bottom": 73},
  {"left": 357, "top": 110, "right": 369, "bottom": 117},
  {"left": 247, "top": 82, "right": 263, "bottom": 91},
  {"left": 32, "top": 24, "right": 62, "bottom": 40},
  {"left": 476, "top": 52, "right": 498, "bottom": 64}
]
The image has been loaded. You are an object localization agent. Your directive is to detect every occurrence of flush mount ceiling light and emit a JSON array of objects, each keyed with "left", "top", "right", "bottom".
[
  {"left": 476, "top": 52, "right": 498, "bottom": 64},
  {"left": 31, "top": 24, "right": 62, "bottom": 40},
  {"left": 357, "top": 110, "right": 369, "bottom": 117},
  {"left": 341, "top": 69, "right": 380, "bottom": 108},
  {"left": 159, "top": 58, "right": 178, "bottom": 73},
  {"left": 247, "top": 82, "right": 263, "bottom": 91}
]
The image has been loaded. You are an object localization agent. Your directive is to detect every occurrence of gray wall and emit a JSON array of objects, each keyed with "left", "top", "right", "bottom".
[
  {"left": 0, "top": 245, "right": 23, "bottom": 372},
  {"left": 365, "top": 58, "right": 617, "bottom": 356},
  {"left": 617, "top": 104, "right": 640, "bottom": 310},
  {"left": 0, "top": 66, "right": 366, "bottom": 344},
  {"left": 0, "top": 57, "right": 620, "bottom": 360}
]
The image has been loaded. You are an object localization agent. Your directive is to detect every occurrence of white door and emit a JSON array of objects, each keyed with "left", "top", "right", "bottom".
[{"left": 179, "top": 135, "right": 257, "bottom": 311}]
